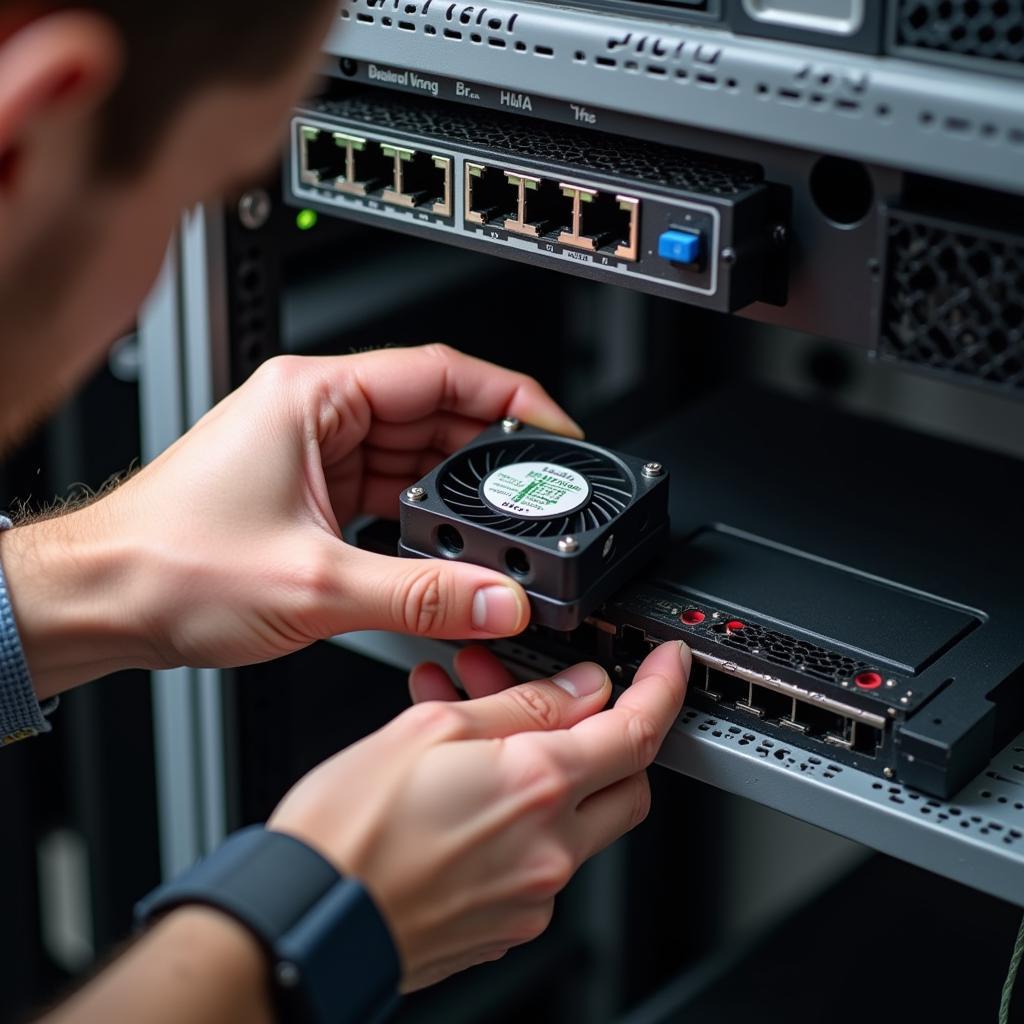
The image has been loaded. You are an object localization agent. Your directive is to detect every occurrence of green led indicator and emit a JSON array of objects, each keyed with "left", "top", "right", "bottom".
[{"left": 296, "top": 209, "right": 318, "bottom": 232}]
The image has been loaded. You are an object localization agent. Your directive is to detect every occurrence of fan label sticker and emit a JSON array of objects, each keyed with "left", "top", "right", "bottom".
[{"left": 482, "top": 462, "right": 591, "bottom": 519}]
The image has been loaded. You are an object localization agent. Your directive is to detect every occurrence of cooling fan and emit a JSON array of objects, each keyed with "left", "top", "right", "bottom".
[{"left": 399, "top": 420, "right": 670, "bottom": 630}]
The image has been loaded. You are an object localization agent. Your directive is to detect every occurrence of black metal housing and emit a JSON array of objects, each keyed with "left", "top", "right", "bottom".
[{"left": 398, "top": 422, "right": 671, "bottom": 629}]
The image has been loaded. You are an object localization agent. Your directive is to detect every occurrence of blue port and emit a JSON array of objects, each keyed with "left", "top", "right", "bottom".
[{"left": 658, "top": 229, "right": 702, "bottom": 265}]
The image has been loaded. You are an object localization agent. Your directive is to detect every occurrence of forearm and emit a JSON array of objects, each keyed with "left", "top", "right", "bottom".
[
  {"left": 0, "top": 510, "right": 158, "bottom": 700},
  {"left": 45, "top": 907, "right": 274, "bottom": 1024}
]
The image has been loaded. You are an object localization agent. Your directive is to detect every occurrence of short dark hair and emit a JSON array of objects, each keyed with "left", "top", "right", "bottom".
[{"left": 5, "top": 1, "right": 332, "bottom": 174}]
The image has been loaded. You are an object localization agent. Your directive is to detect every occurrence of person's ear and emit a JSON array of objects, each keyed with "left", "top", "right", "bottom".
[{"left": 0, "top": 11, "right": 122, "bottom": 246}]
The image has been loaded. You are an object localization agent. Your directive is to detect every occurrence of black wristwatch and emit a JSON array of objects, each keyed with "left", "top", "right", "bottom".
[{"left": 135, "top": 826, "right": 400, "bottom": 1024}]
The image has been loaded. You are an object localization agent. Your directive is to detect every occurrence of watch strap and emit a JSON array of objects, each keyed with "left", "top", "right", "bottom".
[{"left": 136, "top": 827, "right": 400, "bottom": 1024}]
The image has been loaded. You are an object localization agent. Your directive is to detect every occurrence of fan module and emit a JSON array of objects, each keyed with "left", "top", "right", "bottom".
[{"left": 398, "top": 420, "right": 670, "bottom": 630}]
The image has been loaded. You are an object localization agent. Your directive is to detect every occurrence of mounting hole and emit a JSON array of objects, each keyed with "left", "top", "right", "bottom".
[
  {"left": 933, "top": 718, "right": 943, "bottom": 725},
  {"left": 437, "top": 525, "right": 465, "bottom": 557},
  {"left": 810, "top": 156, "right": 874, "bottom": 227},
  {"left": 505, "top": 548, "right": 531, "bottom": 578},
  {"left": 339, "top": 58, "right": 359, "bottom": 77}
]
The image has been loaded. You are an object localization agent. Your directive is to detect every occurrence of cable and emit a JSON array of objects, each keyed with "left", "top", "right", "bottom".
[{"left": 1000, "top": 912, "right": 1024, "bottom": 1024}]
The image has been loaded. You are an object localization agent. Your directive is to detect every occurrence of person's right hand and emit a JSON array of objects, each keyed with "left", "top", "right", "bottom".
[{"left": 269, "top": 641, "right": 690, "bottom": 992}]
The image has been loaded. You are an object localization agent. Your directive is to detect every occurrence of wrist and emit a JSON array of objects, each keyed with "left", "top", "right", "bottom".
[
  {"left": 0, "top": 509, "right": 159, "bottom": 698},
  {"left": 50, "top": 905, "right": 275, "bottom": 1024},
  {"left": 152, "top": 906, "right": 274, "bottom": 1021},
  {"left": 136, "top": 826, "right": 402, "bottom": 1024}
]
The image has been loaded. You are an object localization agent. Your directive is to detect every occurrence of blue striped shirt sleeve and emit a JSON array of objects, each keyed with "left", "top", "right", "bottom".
[{"left": 0, "top": 515, "right": 55, "bottom": 746}]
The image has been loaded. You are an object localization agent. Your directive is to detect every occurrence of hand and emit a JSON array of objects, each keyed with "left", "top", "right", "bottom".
[
  {"left": 269, "top": 641, "right": 690, "bottom": 991},
  {"left": 0, "top": 346, "right": 582, "bottom": 696}
]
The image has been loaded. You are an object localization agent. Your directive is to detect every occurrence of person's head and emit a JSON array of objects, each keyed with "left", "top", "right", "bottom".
[{"left": 0, "top": 1, "right": 335, "bottom": 450}]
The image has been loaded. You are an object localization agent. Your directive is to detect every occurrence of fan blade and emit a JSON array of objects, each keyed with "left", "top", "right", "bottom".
[{"left": 591, "top": 483, "right": 633, "bottom": 500}]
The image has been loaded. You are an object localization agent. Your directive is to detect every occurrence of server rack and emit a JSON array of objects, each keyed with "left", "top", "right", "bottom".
[{"left": 138, "top": 1, "right": 1024, "bottom": 1019}]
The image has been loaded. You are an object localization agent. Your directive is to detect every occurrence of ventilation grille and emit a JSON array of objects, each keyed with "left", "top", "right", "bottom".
[
  {"left": 676, "top": 605, "right": 884, "bottom": 686},
  {"left": 312, "top": 90, "right": 762, "bottom": 197},
  {"left": 879, "top": 212, "right": 1024, "bottom": 390},
  {"left": 895, "top": 0, "right": 1024, "bottom": 72},
  {"left": 532, "top": 0, "right": 713, "bottom": 13},
  {"left": 440, "top": 440, "right": 633, "bottom": 537}
]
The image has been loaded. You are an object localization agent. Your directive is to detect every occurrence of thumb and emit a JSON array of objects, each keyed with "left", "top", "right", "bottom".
[
  {"left": 333, "top": 544, "right": 531, "bottom": 639},
  {"left": 453, "top": 662, "right": 614, "bottom": 739}
]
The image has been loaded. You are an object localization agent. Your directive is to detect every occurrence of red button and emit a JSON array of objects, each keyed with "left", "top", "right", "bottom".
[
  {"left": 725, "top": 620, "right": 746, "bottom": 633},
  {"left": 681, "top": 609, "right": 706, "bottom": 625},
  {"left": 855, "top": 671, "right": 883, "bottom": 690}
]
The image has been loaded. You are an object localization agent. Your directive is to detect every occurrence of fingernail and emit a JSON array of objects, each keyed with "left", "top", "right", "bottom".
[
  {"left": 472, "top": 585, "right": 524, "bottom": 634},
  {"left": 678, "top": 641, "right": 693, "bottom": 678},
  {"left": 552, "top": 662, "right": 608, "bottom": 698}
]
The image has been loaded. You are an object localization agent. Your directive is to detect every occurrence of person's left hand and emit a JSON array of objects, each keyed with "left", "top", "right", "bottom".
[{"left": 0, "top": 345, "right": 582, "bottom": 696}]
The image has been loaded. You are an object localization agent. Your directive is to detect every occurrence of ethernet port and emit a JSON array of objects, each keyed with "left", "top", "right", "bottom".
[
  {"left": 707, "top": 668, "right": 747, "bottom": 706},
  {"left": 795, "top": 701, "right": 853, "bottom": 747},
  {"left": 348, "top": 141, "right": 395, "bottom": 197},
  {"left": 750, "top": 685, "right": 794, "bottom": 724},
  {"left": 583, "top": 192, "right": 640, "bottom": 262},
  {"left": 397, "top": 151, "right": 452, "bottom": 216},
  {"left": 466, "top": 164, "right": 517, "bottom": 226},
  {"left": 851, "top": 721, "right": 882, "bottom": 756},
  {"left": 300, "top": 128, "right": 348, "bottom": 187},
  {"left": 383, "top": 148, "right": 452, "bottom": 215},
  {"left": 520, "top": 178, "right": 574, "bottom": 238},
  {"left": 620, "top": 625, "right": 650, "bottom": 664}
]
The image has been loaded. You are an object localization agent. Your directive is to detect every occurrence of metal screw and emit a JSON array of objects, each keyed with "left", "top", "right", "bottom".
[
  {"left": 899, "top": 696, "right": 910, "bottom": 705},
  {"left": 888, "top": 707, "right": 897, "bottom": 718},
  {"left": 885, "top": 678, "right": 897, "bottom": 688},
  {"left": 558, "top": 536, "right": 579, "bottom": 553},
  {"left": 407, "top": 486, "right": 427, "bottom": 502},
  {"left": 883, "top": 767, "right": 895, "bottom": 779},
  {"left": 238, "top": 189, "right": 271, "bottom": 231},
  {"left": 276, "top": 962, "right": 301, "bottom": 989},
  {"left": 642, "top": 462, "right": 664, "bottom": 478},
  {"left": 721, "top": 247, "right": 737, "bottom": 264},
  {"left": 772, "top": 224, "right": 788, "bottom": 246},
  {"left": 501, "top": 417, "right": 522, "bottom": 433}
]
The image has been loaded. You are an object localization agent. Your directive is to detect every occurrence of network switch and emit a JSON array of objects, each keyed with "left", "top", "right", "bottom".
[{"left": 288, "top": 87, "right": 789, "bottom": 313}]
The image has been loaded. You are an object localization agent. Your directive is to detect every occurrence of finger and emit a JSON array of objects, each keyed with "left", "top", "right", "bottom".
[
  {"left": 451, "top": 662, "right": 613, "bottom": 739},
  {"left": 566, "top": 641, "right": 691, "bottom": 798},
  {"left": 365, "top": 412, "right": 491, "bottom": 455},
  {"left": 347, "top": 345, "right": 584, "bottom": 439},
  {"left": 363, "top": 447, "right": 451, "bottom": 480},
  {"left": 327, "top": 543, "right": 531, "bottom": 639},
  {"left": 409, "top": 662, "right": 460, "bottom": 704},
  {"left": 454, "top": 646, "right": 520, "bottom": 699},
  {"left": 360, "top": 475, "right": 424, "bottom": 519},
  {"left": 570, "top": 772, "right": 652, "bottom": 862}
]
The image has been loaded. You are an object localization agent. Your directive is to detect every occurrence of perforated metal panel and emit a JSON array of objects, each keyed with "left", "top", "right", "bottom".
[
  {"left": 310, "top": 91, "right": 763, "bottom": 196},
  {"left": 333, "top": 630, "right": 1024, "bottom": 907},
  {"left": 893, "top": 0, "right": 1024, "bottom": 76},
  {"left": 880, "top": 211, "right": 1024, "bottom": 390}
]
